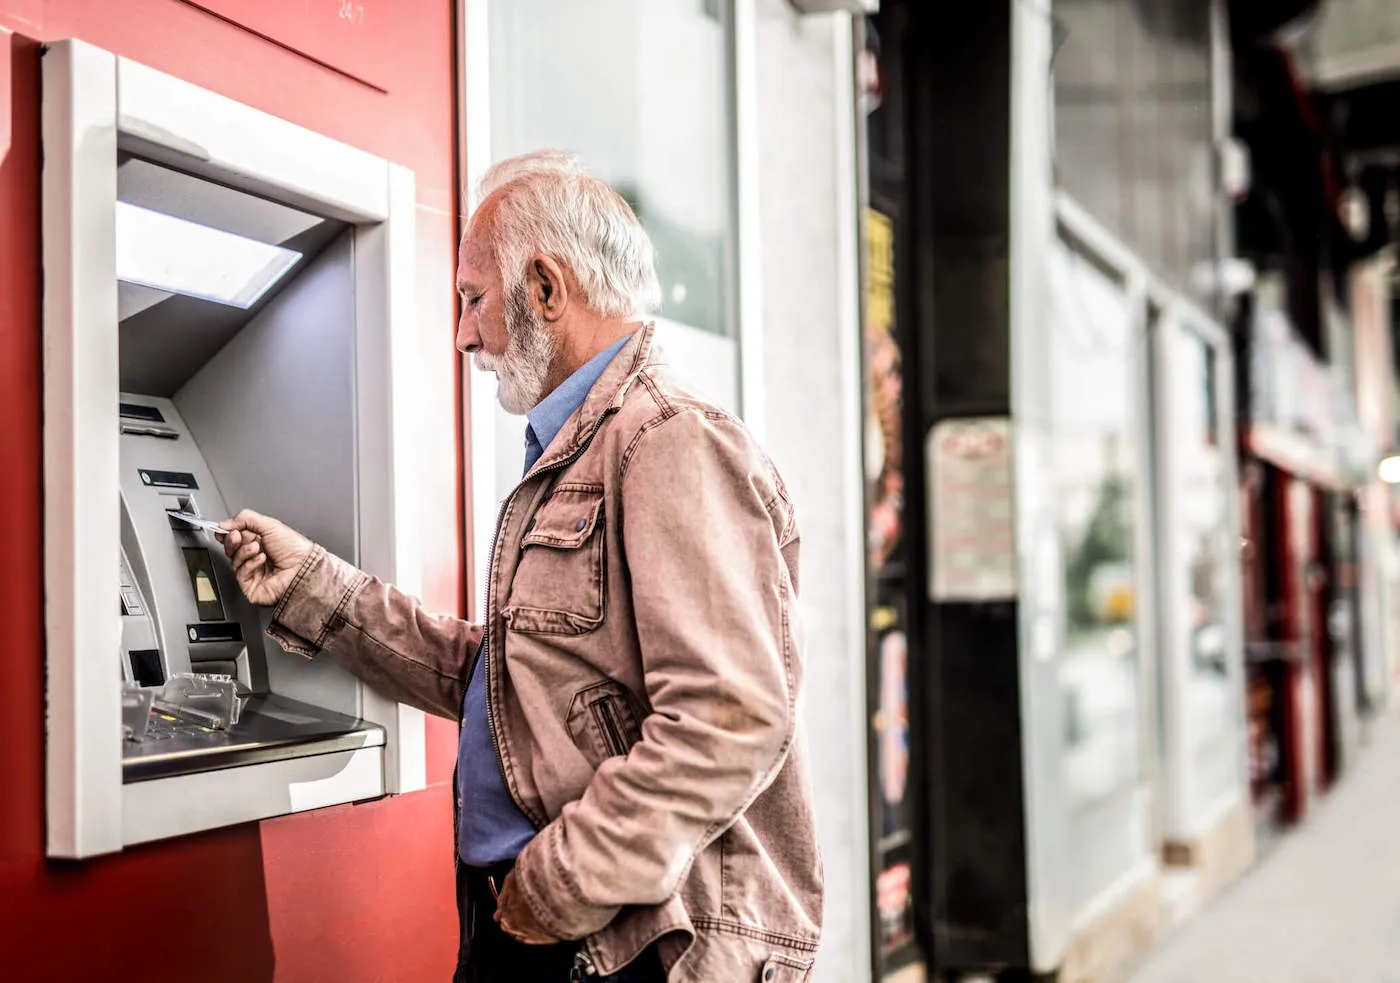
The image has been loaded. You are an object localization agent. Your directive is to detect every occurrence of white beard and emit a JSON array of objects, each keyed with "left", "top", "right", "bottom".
[{"left": 474, "top": 282, "right": 556, "bottom": 415}]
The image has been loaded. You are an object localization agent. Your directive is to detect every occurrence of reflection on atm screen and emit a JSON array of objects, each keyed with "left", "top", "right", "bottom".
[{"left": 182, "top": 547, "right": 226, "bottom": 622}]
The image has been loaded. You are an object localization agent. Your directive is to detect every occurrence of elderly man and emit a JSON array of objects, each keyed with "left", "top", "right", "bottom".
[{"left": 219, "top": 151, "right": 822, "bottom": 982}]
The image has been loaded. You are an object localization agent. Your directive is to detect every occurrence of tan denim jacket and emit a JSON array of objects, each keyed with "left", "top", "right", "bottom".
[{"left": 267, "top": 325, "right": 823, "bottom": 982}]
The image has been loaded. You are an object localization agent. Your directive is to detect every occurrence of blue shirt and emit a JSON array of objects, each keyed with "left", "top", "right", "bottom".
[{"left": 457, "top": 334, "right": 632, "bottom": 866}]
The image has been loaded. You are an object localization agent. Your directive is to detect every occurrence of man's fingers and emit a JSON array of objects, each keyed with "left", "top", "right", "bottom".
[
  {"left": 234, "top": 553, "right": 264, "bottom": 579},
  {"left": 227, "top": 508, "right": 277, "bottom": 537},
  {"left": 220, "top": 528, "right": 243, "bottom": 559},
  {"left": 496, "top": 915, "right": 552, "bottom": 946},
  {"left": 233, "top": 553, "right": 267, "bottom": 585},
  {"left": 233, "top": 539, "right": 264, "bottom": 573},
  {"left": 493, "top": 877, "right": 555, "bottom": 945}
]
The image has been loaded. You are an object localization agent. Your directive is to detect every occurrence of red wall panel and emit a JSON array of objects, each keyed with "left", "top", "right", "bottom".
[
  {"left": 181, "top": 0, "right": 398, "bottom": 91},
  {"left": 261, "top": 788, "right": 458, "bottom": 982},
  {"left": 0, "top": 0, "right": 465, "bottom": 976},
  {"left": 9, "top": 827, "right": 278, "bottom": 982},
  {"left": 0, "top": 31, "right": 43, "bottom": 873}
]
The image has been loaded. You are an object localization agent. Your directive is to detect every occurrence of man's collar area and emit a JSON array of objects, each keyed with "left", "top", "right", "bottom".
[{"left": 525, "top": 332, "right": 634, "bottom": 457}]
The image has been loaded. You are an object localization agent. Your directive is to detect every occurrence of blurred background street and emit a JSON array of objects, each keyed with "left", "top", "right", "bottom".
[{"left": 1129, "top": 712, "right": 1400, "bottom": 983}]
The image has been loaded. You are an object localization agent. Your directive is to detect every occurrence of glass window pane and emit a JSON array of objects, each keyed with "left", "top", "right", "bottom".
[
  {"left": 1049, "top": 238, "right": 1143, "bottom": 813},
  {"left": 488, "top": 0, "right": 736, "bottom": 340}
]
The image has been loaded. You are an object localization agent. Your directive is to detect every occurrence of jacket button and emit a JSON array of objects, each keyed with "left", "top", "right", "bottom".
[
  {"left": 762, "top": 961, "right": 777, "bottom": 982},
  {"left": 576, "top": 518, "right": 587, "bottom": 531}
]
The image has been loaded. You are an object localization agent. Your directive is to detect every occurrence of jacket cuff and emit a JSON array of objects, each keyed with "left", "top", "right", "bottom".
[
  {"left": 514, "top": 821, "right": 620, "bottom": 940},
  {"left": 267, "top": 545, "right": 368, "bottom": 657}
]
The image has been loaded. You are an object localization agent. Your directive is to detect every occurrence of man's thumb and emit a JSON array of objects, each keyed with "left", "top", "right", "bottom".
[{"left": 230, "top": 508, "right": 275, "bottom": 534}]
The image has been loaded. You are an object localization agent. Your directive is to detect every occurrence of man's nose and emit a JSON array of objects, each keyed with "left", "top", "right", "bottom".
[{"left": 456, "top": 313, "right": 481, "bottom": 355}]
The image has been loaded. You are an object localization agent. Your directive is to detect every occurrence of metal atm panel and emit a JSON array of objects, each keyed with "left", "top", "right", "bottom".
[
  {"left": 118, "top": 394, "right": 383, "bottom": 784},
  {"left": 119, "top": 397, "right": 259, "bottom": 685}
]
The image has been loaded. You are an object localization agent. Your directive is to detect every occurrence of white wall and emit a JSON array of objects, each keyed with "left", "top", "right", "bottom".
[{"left": 753, "top": 5, "right": 871, "bottom": 981}]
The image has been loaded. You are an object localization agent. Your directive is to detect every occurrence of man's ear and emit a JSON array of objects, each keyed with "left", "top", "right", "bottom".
[{"left": 530, "top": 254, "right": 569, "bottom": 322}]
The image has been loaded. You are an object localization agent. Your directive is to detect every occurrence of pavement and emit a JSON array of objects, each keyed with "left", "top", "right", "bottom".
[{"left": 1126, "top": 709, "right": 1400, "bottom": 983}]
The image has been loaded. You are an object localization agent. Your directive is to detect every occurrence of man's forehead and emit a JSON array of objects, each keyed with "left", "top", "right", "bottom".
[{"left": 456, "top": 212, "right": 496, "bottom": 286}]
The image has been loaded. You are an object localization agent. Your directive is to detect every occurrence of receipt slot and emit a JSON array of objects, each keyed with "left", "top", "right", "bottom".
[{"left": 42, "top": 41, "right": 425, "bottom": 858}]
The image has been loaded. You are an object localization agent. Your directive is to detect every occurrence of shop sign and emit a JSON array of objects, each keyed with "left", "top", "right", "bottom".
[{"left": 1250, "top": 307, "right": 1335, "bottom": 445}]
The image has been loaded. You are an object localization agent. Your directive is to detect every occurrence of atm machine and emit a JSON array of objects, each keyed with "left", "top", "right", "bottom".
[
  {"left": 43, "top": 42, "right": 425, "bottom": 858},
  {"left": 112, "top": 151, "right": 387, "bottom": 790}
]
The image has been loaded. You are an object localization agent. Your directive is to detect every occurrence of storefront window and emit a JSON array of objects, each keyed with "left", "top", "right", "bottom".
[
  {"left": 481, "top": 0, "right": 742, "bottom": 497},
  {"left": 488, "top": 0, "right": 737, "bottom": 342},
  {"left": 1049, "top": 238, "right": 1144, "bottom": 813},
  {"left": 1169, "top": 321, "right": 1240, "bottom": 815}
]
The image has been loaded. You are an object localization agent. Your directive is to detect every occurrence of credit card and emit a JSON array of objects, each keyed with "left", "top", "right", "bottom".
[{"left": 166, "top": 511, "right": 226, "bottom": 534}]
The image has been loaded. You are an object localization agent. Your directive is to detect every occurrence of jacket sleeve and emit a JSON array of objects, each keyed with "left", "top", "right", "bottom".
[
  {"left": 513, "top": 409, "right": 799, "bottom": 939},
  {"left": 267, "top": 545, "right": 477, "bottom": 720}
]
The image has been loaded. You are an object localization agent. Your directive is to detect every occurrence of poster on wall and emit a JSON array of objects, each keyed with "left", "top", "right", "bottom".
[
  {"left": 871, "top": 601, "right": 912, "bottom": 843},
  {"left": 865, "top": 209, "right": 904, "bottom": 574},
  {"left": 928, "top": 417, "right": 1017, "bottom": 601},
  {"left": 862, "top": 206, "right": 927, "bottom": 979},
  {"left": 876, "top": 861, "right": 916, "bottom": 957}
]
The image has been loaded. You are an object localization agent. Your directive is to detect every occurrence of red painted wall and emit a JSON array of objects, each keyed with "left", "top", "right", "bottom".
[{"left": 0, "top": 2, "right": 465, "bottom": 978}]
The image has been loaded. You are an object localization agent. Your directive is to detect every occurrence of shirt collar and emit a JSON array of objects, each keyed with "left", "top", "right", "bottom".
[{"left": 526, "top": 333, "right": 633, "bottom": 458}]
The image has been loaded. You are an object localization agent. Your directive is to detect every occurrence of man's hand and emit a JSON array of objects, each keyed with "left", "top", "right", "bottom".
[
  {"left": 494, "top": 872, "right": 559, "bottom": 945},
  {"left": 218, "top": 509, "right": 313, "bottom": 607}
]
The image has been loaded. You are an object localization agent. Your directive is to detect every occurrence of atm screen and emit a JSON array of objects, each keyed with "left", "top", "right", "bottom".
[{"left": 182, "top": 547, "right": 227, "bottom": 622}]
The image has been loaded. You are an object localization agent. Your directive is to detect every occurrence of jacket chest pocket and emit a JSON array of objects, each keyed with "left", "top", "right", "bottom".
[{"left": 504, "top": 488, "right": 606, "bottom": 635}]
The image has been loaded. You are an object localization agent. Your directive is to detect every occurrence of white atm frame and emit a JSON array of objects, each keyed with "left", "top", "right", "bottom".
[{"left": 42, "top": 40, "right": 426, "bottom": 858}]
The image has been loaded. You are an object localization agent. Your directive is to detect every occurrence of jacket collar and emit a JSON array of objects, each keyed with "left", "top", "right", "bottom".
[{"left": 528, "top": 321, "right": 657, "bottom": 474}]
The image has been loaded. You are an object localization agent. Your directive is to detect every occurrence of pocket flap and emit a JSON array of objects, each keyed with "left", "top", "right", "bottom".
[{"left": 522, "top": 489, "right": 604, "bottom": 549}]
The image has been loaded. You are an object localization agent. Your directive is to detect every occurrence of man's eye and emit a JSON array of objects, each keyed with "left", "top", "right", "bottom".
[{"left": 468, "top": 294, "right": 483, "bottom": 309}]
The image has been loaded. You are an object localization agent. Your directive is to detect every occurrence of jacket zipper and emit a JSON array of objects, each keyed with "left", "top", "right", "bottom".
[
  {"left": 593, "top": 698, "right": 630, "bottom": 757},
  {"left": 482, "top": 404, "right": 622, "bottom": 829},
  {"left": 570, "top": 949, "right": 597, "bottom": 979}
]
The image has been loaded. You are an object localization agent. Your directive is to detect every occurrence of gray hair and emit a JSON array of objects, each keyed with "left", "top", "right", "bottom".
[{"left": 473, "top": 150, "right": 662, "bottom": 318}]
